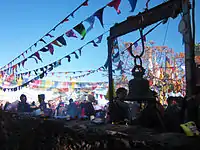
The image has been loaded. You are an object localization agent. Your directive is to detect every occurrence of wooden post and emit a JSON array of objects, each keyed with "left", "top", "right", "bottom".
[
  {"left": 107, "top": 36, "right": 114, "bottom": 121},
  {"left": 182, "top": 0, "right": 196, "bottom": 97}
]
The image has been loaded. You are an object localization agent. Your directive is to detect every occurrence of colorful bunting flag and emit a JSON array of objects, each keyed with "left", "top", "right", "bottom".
[
  {"left": 21, "top": 59, "right": 27, "bottom": 67},
  {"left": 96, "top": 34, "right": 103, "bottom": 44},
  {"left": 73, "top": 23, "right": 86, "bottom": 39},
  {"left": 94, "top": 7, "right": 104, "bottom": 27},
  {"left": 39, "top": 39, "right": 46, "bottom": 44},
  {"left": 104, "top": 58, "right": 109, "bottom": 69},
  {"left": 40, "top": 47, "right": 49, "bottom": 53},
  {"left": 45, "top": 33, "right": 54, "bottom": 38},
  {"left": 88, "top": 40, "right": 98, "bottom": 47},
  {"left": 52, "top": 40, "right": 62, "bottom": 47},
  {"left": 82, "top": 0, "right": 89, "bottom": 6},
  {"left": 128, "top": 0, "right": 137, "bottom": 12},
  {"left": 107, "top": 0, "right": 121, "bottom": 14},
  {"left": 57, "top": 35, "right": 67, "bottom": 46},
  {"left": 34, "top": 52, "right": 43, "bottom": 62},
  {"left": 166, "top": 56, "right": 171, "bottom": 68},
  {"left": 61, "top": 18, "right": 69, "bottom": 24},
  {"left": 85, "top": 15, "right": 95, "bottom": 33},
  {"left": 66, "top": 55, "right": 71, "bottom": 62},
  {"left": 47, "top": 44, "right": 54, "bottom": 55},
  {"left": 134, "top": 42, "right": 138, "bottom": 47},
  {"left": 72, "top": 52, "right": 79, "bottom": 59},
  {"left": 113, "top": 51, "right": 120, "bottom": 63},
  {"left": 65, "top": 30, "right": 78, "bottom": 38}
]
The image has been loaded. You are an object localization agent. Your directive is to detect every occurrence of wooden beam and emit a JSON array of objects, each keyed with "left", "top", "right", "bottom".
[{"left": 110, "top": 0, "right": 182, "bottom": 39}]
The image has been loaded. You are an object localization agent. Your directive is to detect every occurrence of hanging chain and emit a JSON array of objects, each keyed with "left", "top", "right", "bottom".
[
  {"left": 129, "top": 28, "right": 145, "bottom": 67},
  {"left": 130, "top": 28, "right": 145, "bottom": 77}
]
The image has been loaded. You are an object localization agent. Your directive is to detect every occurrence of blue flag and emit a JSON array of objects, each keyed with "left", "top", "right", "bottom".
[{"left": 128, "top": 0, "right": 137, "bottom": 12}]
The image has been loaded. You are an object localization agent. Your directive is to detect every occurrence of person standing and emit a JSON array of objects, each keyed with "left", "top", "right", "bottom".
[{"left": 17, "top": 94, "right": 30, "bottom": 112}]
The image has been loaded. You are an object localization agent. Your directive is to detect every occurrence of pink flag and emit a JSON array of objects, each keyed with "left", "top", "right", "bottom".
[{"left": 65, "top": 30, "right": 78, "bottom": 38}]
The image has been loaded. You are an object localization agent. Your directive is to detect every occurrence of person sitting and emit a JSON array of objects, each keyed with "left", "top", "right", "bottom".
[
  {"left": 111, "top": 87, "right": 129, "bottom": 124},
  {"left": 17, "top": 94, "right": 30, "bottom": 113},
  {"left": 67, "top": 99, "right": 78, "bottom": 119},
  {"left": 30, "top": 101, "right": 37, "bottom": 111},
  {"left": 84, "top": 100, "right": 95, "bottom": 119}
]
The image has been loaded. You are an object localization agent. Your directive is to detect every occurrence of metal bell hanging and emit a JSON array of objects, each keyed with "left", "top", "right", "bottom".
[{"left": 126, "top": 65, "right": 155, "bottom": 102}]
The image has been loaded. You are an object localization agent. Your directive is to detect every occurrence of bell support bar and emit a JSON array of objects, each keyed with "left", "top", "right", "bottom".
[{"left": 109, "top": 0, "right": 183, "bottom": 39}]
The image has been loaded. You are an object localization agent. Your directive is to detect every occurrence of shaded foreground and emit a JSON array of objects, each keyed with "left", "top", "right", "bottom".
[{"left": 0, "top": 111, "right": 200, "bottom": 150}]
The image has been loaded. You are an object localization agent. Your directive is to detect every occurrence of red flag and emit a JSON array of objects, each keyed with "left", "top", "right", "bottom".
[
  {"left": 34, "top": 52, "right": 42, "bottom": 62},
  {"left": 107, "top": 0, "right": 121, "bottom": 14},
  {"left": 82, "top": 0, "right": 88, "bottom": 6}
]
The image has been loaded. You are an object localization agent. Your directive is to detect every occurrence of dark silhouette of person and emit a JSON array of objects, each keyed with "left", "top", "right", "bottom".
[
  {"left": 111, "top": 87, "right": 129, "bottom": 123},
  {"left": 17, "top": 94, "right": 30, "bottom": 112},
  {"left": 38, "top": 94, "right": 47, "bottom": 111}
]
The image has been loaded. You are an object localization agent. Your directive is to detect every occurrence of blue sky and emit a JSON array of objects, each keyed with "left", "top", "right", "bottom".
[{"left": 0, "top": 0, "right": 199, "bottom": 83}]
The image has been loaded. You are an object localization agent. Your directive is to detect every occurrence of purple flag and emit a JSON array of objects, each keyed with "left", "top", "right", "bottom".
[
  {"left": 94, "top": 7, "right": 104, "bottom": 27},
  {"left": 96, "top": 34, "right": 103, "bottom": 44},
  {"left": 65, "top": 30, "right": 78, "bottom": 38}
]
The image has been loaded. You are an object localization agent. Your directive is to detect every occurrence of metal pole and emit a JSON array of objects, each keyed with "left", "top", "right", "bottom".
[
  {"left": 107, "top": 36, "right": 114, "bottom": 121},
  {"left": 182, "top": 0, "right": 196, "bottom": 97}
]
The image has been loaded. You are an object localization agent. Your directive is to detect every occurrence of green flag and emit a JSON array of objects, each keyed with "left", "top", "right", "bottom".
[{"left": 73, "top": 23, "right": 86, "bottom": 39}]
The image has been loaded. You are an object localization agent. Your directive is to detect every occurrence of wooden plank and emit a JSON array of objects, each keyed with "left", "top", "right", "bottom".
[{"left": 110, "top": 0, "right": 182, "bottom": 39}]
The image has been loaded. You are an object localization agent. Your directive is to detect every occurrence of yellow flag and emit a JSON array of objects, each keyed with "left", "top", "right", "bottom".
[
  {"left": 71, "top": 82, "right": 76, "bottom": 89},
  {"left": 45, "top": 80, "right": 52, "bottom": 87},
  {"left": 17, "top": 77, "right": 23, "bottom": 86}
]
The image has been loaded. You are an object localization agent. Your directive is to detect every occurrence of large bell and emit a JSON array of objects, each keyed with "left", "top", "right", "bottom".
[{"left": 126, "top": 65, "right": 155, "bottom": 102}]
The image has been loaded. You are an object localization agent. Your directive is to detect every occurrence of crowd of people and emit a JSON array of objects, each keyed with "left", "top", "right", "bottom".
[
  {"left": 1, "top": 93, "right": 108, "bottom": 120},
  {"left": 1, "top": 87, "right": 200, "bottom": 134}
]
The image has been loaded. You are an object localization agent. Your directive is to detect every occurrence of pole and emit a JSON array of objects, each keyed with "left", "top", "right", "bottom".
[
  {"left": 182, "top": 0, "right": 196, "bottom": 97},
  {"left": 107, "top": 36, "right": 114, "bottom": 121}
]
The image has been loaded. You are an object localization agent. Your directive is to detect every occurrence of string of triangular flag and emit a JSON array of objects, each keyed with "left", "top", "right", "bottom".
[
  {"left": 1, "top": 0, "right": 134, "bottom": 75},
  {"left": 0, "top": 0, "right": 89, "bottom": 71},
  {"left": 68, "top": 66, "right": 106, "bottom": 80},
  {"left": 13, "top": 66, "right": 106, "bottom": 81},
  {"left": 1, "top": 32, "right": 107, "bottom": 90},
  {"left": 29, "top": 81, "right": 108, "bottom": 90},
  {"left": 0, "top": 64, "right": 56, "bottom": 92}
]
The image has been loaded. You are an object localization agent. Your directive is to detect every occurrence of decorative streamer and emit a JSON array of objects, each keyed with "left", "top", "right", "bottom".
[
  {"left": 47, "top": 44, "right": 54, "bottom": 55},
  {"left": 52, "top": 40, "right": 62, "bottom": 47},
  {"left": 65, "top": 30, "right": 78, "bottom": 38},
  {"left": 85, "top": 15, "right": 95, "bottom": 33},
  {"left": 0, "top": 0, "right": 89, "bottom": 71},
  {"left": 128, "top": 0, "right": 137, "bottom": 12},
  {"left": 9, "top": 32, "right": 107, "bottom": 81},
  {"left": 73, "top": 23, "right": 87, "bottom": 39},
  {"left": 56, "top": 35, "right": 67, "bottom": 46},
  {"left": 107, "top": 0, "right": 121, "bottom": 14},
  {"left": 94, "top": 7, "right": 105, "bottom": 27},
  {"left": 1, "top": 0, "right": 123, "bottom": 74}
]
